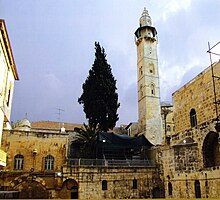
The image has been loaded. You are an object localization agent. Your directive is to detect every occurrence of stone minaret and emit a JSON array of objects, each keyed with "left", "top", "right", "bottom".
[{"left": 135, "top": 8, "right": 162, "bottom": 145}]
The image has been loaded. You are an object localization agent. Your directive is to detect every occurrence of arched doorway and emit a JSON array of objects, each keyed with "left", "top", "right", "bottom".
[
  {"left": 194, "top": 180, "right": 201, "bottom": 198},
  {"left": 60, "top": 179, "right": 78, "bottom": 199},
  {"left": 202, "top": 131, "right": 219, "bottom": 167},
  {"left": 14, "top": 180, "right": 48, "bottom": 199}
]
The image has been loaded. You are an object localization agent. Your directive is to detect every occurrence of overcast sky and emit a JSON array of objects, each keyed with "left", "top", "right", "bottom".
[{"left": 1, "top": 0, "right": 220, "bottom": 126}]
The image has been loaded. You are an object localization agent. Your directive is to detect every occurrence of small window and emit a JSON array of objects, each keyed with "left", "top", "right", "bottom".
[
  {"left": 140, "top": 84, "right": 143, "bottom": 97},
  {"left": 167, "top": 125, "right": 171, "bottom": 132},
  {"left": 45, "top": 155, "right": 54, "bottom": 170},
  {"left": 190, "top": 109, "right": 197, "bottom": 128},
  {"left": 6, "top": 89, "right": 11, "bottom": 107},
  {"left": 149, "top": 63, "right": 155, "bottom": 74},
  {"left": 102, "top": 180, "right": 107, "bottom": 190},
  {"left": 150, "top": 84, "right": 155, "bottom": 95},
  {"left": 139, "top": 66, "right": 143, "bottom": 75},
  {"left": 133, "top": 179, "right": 137, "bottom": 189},
  {"left": 168, "top": 182, "right": 172, "bottom": 196},
  {"left": 14, "top": 154, "right": 24, "bottom": 170}
]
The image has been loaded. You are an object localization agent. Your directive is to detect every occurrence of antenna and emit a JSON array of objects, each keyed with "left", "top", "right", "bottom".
[{"left": 56, "top": 108, "right": 64, "bottom": 122}]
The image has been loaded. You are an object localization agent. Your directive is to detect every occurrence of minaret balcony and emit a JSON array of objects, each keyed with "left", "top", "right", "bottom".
[{"left": 144, "top": 36, "right": 156, "bottom": 42}]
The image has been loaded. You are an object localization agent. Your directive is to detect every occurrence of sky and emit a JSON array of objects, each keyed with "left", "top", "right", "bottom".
[{"left": 1, "top": 0, "right": 220, "bottom": 126}]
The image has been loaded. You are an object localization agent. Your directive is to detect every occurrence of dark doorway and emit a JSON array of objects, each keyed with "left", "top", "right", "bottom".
[
  {"left": 194, "top": 180, "right": 201, "bottom": 198},
  {"left": 71, "top": 192, "right": 78, "bottom": 199},
  {"left": 152, "top": 187, "right": 161, "bottom": 198},
  {"left": 62, "top": 179, "right": 78, "bottom": 199},
  {"left": 168, "top": 182, "right": 172, "bottom": 196},
  {"left": 202, "top": 131, "right": 219, "bottom": 167}
]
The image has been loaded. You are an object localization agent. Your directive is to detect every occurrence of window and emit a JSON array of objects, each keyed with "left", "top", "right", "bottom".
[
  {"left": 133, "top": 179, "right": 137, "bottom": 189},
  {"left": 14, "top": 154, "right": 24, "bottom": 170},
  {"left": 168, "top": 182, "right": 172, "bottom": 196},
  {"left": 149, "top": 63, "right": 155, "bottom": 74},
  {"left": 140, "top": 84, "right": 143, "bottom": 97},
  {"left": 150, "top": 84, "right": 155, "bottom": 95},
  {"left": 194, "top": 180, "right": 201, "bottom": 198},
  {"left": 167, "top": 125, "right": 171, "bottom": 132},
  {"left": 139, "top": 66, "right": 143, "bottom": 75},
  {"left": 45, "top": 155, "right": 54, "bottom": 170},
  {"left": 190, "top": 109, "right": 197, "bottom": 128},
  {"left": 6, "top": 89, "right": 11, "bottom": 106},
  {"left": 102, "top": 180, "right": 107, "bottom": 190}
]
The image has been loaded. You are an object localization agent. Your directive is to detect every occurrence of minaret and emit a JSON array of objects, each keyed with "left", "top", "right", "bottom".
[{"left": 135, "top": 8, "right": 162, "bottom": 145}]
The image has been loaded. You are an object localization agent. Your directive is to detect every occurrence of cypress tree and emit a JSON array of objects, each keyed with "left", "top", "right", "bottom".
[{"left": 78, "top": 42, "right": 120, "bottom": 131}]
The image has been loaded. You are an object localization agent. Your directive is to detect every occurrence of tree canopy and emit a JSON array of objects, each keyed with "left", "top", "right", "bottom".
[
  {"left": 74, "top": 123, "right": 98, "bottom": 158},
  {"left": 78, "top": 42, "right": 120, "bottom": 131}
]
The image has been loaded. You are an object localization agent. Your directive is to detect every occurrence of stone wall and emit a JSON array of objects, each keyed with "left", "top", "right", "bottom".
[
  {"left": 2, "top": 129, "right": 68, "bottom": 172},
  {"left": 62, "top": 166, "right": 162, "bottom": 199},
  {"left": 1, "top": 165, "right": 162, "bottom": 199},
  {"left": 173, "top": 62, "right": 220, "bottom": 134},
  {"left": 161, "top": 61, "right": 220, "bottom": 198}
]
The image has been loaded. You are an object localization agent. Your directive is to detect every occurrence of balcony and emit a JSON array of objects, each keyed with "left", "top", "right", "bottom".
[{"left": 0, "top": 148, "right": 6, "bottom": 166}]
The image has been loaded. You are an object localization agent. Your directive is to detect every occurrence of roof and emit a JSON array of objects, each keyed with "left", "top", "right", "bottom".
[
  {"left": 31, "top": 121, "right": 82, "bottom": 131},
  {"left": 97, "top": 132, "right": 153, "bottom": 149},
  {"left": 0, "top": 19, "right": 19, "bottom": 80}
]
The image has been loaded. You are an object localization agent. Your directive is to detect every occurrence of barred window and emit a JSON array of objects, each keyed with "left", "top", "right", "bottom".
[
  {"left": 14, "top": 154, "right": 24, "bottom": 170},
  {"left": 45, "top": 155, "right": 54, "bottom": 170}
]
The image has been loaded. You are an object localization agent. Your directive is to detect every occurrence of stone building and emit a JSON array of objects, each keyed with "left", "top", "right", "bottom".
[
  {"left": 1, "top": 119, "right": 69, "bottom": 198},
  {"left": 162, "top": 61, "right": 220, "bottom": 198},
  {"left": 0, "top": 19, "right": 19, "bottom": 167},
  {"left": 0, "top": 120, "right": 163, "bottom": 199}
]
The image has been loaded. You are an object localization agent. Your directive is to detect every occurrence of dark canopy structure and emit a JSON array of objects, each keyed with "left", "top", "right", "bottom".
[{"left": 96, "top": 132, "right": 153, "bottom": 160}]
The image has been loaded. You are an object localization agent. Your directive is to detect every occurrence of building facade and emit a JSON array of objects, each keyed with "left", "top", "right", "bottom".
[
  {"left": 162, "top": 61, "right": 220, "bottom": 198},
  {"left": 0, "top": 19, "right": 19, "bottom": 167},
  {"left": 0, "top": 120, "right": 163, "bottom": 199},
  {"left": 135, "top": 8, "right": 162, "bottom": 145}
]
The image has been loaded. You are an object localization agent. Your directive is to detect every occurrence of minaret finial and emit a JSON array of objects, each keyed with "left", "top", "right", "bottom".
[{"left": 140, "top": 7, "right": 152, "bottom": 27}]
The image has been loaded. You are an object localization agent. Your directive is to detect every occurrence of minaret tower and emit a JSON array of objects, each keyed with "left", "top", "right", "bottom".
[{"left": 135, "top": 8, "right": 162, "bottom": 145}]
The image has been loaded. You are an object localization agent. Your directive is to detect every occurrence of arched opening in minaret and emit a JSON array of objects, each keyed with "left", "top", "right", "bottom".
[
  {"left": 150, "top": 84, "right": 155, "bottom": 95},
  {"left": 149, "top": 63, "right": 155, "bottom": 74}
]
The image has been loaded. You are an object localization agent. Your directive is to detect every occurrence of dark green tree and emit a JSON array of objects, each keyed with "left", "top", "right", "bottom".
[{"left": 78, "top": 42, "right": 120, "bottom": 132}]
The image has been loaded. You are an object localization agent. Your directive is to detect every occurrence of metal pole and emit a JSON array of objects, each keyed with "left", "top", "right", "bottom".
[{"left": 208, "top": 42, "right": 219, "bottom": 121}]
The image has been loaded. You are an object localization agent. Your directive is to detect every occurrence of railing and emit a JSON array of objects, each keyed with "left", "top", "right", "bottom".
[{"left": 67, "top": 159, "right": 155, "bottom": 167}]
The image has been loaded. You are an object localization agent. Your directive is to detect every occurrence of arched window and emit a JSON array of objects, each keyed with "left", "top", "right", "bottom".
[
  {"left": 149, "top": 63, "right": 155, "bottom": 74},
  {"left": 190, "top": 109, "right": 197, "bottom": 128},
  {"left": 45, "top": 155, "right": 54, "bottom": 170},
  {"left": 168, "top": 182, "right": 172, "bottom": 196},
  {"left": 150, "top": 84, "right": 155, "bottom": 95},
  {"left": 14, "top": 154, "right": 24, "bottom": 170},
  {"left": 102, "top": 180, "right": 107, "bottom": 190},
  {"left": 133, "top": 178, "right": 137, "bottom": 189},
  {"left": 139, "top": 66, "right": 143, "bottom": 76}
]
